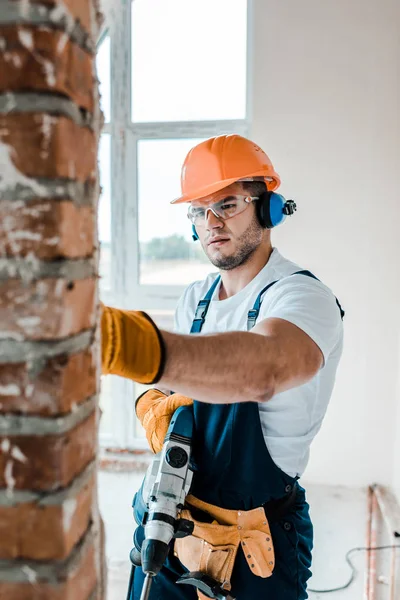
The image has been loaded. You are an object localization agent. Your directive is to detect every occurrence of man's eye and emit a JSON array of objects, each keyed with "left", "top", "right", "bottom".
[{"left": 220, "top": 203, "right": 237, "bottom": 210}]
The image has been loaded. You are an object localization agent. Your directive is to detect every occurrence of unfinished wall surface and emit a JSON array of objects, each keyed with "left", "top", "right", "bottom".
[
  {"left": 251, "top": 0, "right": 400, "bottom": 487},
  {"left": 394, "top": 364, "right": 400, "bottom": 503},
  {"left": 0, "top": 1, "right": 105, "bottom": 598}
]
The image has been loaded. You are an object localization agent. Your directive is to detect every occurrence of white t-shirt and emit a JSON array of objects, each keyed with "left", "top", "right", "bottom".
[{"left": 174, "top": 248, "right": 344, "bottom": 478}]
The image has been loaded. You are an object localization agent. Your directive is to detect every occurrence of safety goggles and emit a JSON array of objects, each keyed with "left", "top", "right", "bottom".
[{"left": 187, "top": 195, "right": 259, "bottom": 226}]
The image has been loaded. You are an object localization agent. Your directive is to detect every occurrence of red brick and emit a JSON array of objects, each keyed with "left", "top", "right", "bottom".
[
  {"left": 9, "top": 0, "right": 94, "bottom": 37},
  {"left": 0, "top": 26, "right": 94, "bottom": 112},
  {"left": 0, "top": 538, "right": 97, "bottom": 600},
  {"left": 0, "top": 411, "right": 96, "bottom": 491},
  {"left": 0, "top": 278, "right": 96, "bottom": 340},
  {"left": 0, "top": 349, "right": 97, "bottom": 416},
  {"left": 0, "top": 471, "right": 94, "bottom": 560},
  {"left": 0, "top": 200, "right": 95, "bottom": 260},
  {"left": 0, "top": 114, "right": 96, "bottom": 182}
]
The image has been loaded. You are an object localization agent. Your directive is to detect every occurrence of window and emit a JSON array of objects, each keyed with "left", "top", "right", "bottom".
[
  {"left": 131, "top": 0, "right": 247, "bottom": 123},
  {"left": 137, "top": 138, "right": 210, "bottom": 286},
  {"left": 97, "top": 1, "right": 251, "bottom": 448}
]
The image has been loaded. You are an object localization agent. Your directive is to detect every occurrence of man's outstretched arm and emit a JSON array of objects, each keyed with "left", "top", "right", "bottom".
[
  {"left": 158, "top": 318, "right": 322, "bottom": 404},
  {"left": 101, "top": 305, "right": 322, "bottom": 404}
]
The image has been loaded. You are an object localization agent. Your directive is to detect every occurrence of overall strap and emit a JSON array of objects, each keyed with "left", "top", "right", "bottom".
[
  {"left": 190, "top": 276, "right": 221, "bottom": 334},
  {"left": 247, "top": 270, "right": 345, "bottom": 331}
]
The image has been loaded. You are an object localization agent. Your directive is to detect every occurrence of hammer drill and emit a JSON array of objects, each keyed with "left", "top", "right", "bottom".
[
  {"left": 127, "top": 404, "right": 235, "bottom": 600},
  {"left": 127, "top": 405, "right": 195, "bottom": 600}
]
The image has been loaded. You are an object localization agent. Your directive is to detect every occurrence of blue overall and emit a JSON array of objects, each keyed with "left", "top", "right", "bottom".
[{"left": 133, "top": 271, "right": 344, "bottom": 600}]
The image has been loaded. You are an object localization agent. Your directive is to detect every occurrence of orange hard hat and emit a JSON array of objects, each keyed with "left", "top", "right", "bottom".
[{"left": 171, "top": 134, "right": 281, "bottom": 204}]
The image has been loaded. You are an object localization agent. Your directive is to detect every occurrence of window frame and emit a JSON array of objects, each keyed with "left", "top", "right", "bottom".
[{"left": 98, "top": 0, "right": 253, "bottom": 449}]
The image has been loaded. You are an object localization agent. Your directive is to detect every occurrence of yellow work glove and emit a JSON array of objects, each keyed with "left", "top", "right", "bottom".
[
  {"left": 135, "top": 389, "right": 194, "bottom": 453},
  {"left": 101, "top": 303, "right": 165, "bottom": 385}
]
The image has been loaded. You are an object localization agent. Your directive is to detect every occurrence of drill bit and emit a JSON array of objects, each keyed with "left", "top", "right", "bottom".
[{"left": 140, "top": 573, "right": 153, "bottom": 600}]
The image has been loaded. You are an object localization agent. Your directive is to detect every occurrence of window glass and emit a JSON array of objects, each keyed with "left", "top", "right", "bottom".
[
  {"left": 131, "top": 0, "right": 247, "bottom": 122},
  {"left": 98, "top": 132, "right": 114, "bottom": 442},
  {"left": 98, "top": 133, "right": 112, "bottom": 292},
  {"left": 96, "top": 34, "right": 111, "bottom": 123},
  {"left": 138, "top": 138, "right": 211, "bottom": 285}
]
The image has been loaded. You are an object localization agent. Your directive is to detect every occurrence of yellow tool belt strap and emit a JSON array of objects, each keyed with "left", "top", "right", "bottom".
[{"left": 174, "top": 495, "right": 275, "bottom": 599}]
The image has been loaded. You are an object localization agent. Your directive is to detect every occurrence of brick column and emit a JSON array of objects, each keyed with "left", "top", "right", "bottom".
[{"left": 0, "top": 1, "right": 106, "bottom": 599}]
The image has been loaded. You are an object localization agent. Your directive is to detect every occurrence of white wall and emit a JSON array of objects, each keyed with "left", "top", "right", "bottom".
[
  {"left": 394, "top": 358, "right": 400, "bottom": 502},
  {"left": 251, "top": 0, "right": 400, "bottom": 487}
]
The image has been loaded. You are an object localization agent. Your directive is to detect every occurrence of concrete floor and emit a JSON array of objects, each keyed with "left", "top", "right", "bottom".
[{"left": 98, "top": 470, "right": 398, "bottom": 599}]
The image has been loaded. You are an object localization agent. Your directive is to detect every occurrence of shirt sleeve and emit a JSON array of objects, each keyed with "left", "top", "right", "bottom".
[{"left": 259, "top": 275, "right": 343, "bottom": 364}]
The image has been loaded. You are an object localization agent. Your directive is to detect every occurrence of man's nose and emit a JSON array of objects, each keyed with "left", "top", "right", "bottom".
[{"left": 205, "top": 208, "right": 223, "bottom": 229}]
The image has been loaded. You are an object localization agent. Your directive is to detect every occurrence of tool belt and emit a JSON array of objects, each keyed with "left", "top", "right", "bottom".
[{"left": 174, "top": 487, "right": 297, "bottom": 600}]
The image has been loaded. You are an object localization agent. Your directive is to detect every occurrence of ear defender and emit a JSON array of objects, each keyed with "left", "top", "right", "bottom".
[
  {"left": 192, "top": 224, "right": 199, "bottom": 241},
  {"left": 257, "top": 192, "right": 297, "bottom": 229}
]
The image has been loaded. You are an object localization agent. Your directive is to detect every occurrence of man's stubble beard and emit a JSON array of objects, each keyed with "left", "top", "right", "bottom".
[{"left": 204, "top": 216, "right": 264, "bottom": 271}]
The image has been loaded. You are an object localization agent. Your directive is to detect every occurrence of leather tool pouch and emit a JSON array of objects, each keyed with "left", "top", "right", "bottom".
[
  {"left": 174, "top": 495, "right": 275, "bottom": 597},
  {"left": 174, "top": 509, "right": 239, "bottom": 592}
]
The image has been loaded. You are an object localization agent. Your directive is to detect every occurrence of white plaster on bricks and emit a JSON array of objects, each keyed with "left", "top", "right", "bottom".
[
  {"left": 0, "top": 396, "right": 96, "bottom": 436},
  {"left": 25, "top": 201, "right": 52, "bottom": 217},
  {"left": 55, "top": 279, "right": 65, "bottom": 297},
  {"left": 1, "top": 439, "right": 11, "bottom": 453},
  {"left": 42, "top": 59, "right": 56, "bottom": 88},
  {"left": 36, "top": 280, "right": 49, "bottom": 296},
  {"left": 0, "top": 384, "right": 20, "bottom": 396},
  {"left": 57, "top": 32, "right": 69, "bottom": 54},
  {"left": 1, "top": 216, "right": 20, "bottom": 255},
  {"left": 20, "top": 0, "right": 30, "bottom": 19},
  {"left": 8, "top": 231, "right": 42, "bottom": 241},
  {"left": 3, "top": 215, "right": 14, "bottom": 229},
  {"left": 16, "top": 317, "right": 42, "bottom": 333},
  {"left": 21, "top": 565, "right": 37, "bottom": 584},
  {"left": 0, "top": 141, "right": 47, "bottom": 197},
  {"left": 22, "top": 252, "right": 42, "bottom": 283},
  {"left": 9, "top": 54, "right": 22, "bottom": 69},
  {"left": 0, "top": 92, "right": 17, "bottom": 115},
  {"left": 26, "top": 390, "right": 52, "bottom": 409},
  {"left": 25, "top": 384, "right": 34, "bottom": 398},
  {"left": 63, "top": 497, "right": 77, "bottom": 531},
  {"left": 0, "top": 37, "right": 6, "bottom": 51},
  {"left": 62, "top": 307, "right": 74, "bottom": 333},
  {"left": 3, "top": 53, "right": 20, "bottom": 69},
  {"left": 45, "top": 236, "right": 61, "bottom": 246},
  {"left": 10, "top": 446, "right": 28, "bottom": 463},
  {"left": 40, "top": 114, "right": 55, "bottom": 159},
  {"left": 0, "top": 331, "right": 24, "bottom": 341},
  {"left": 49, "top": 3, "right": 77, "bottom": 38},
  {"left": 16, "top": 203, "right": 50, "bottom": 218},
  {"left": 2, "top": 262, "right": 18, "bottom": 278},
  {"left": 18, "top": 29, "right": 34, "bottom": 51},
  {"left": 4, "top": 460, "right": 16, "bottom": 497},
  {"left": 50, "top": 5, "right": 66, "bottom": 21},
  {"left": 8, "top": 200, "right": 25, "bottom": 210}
]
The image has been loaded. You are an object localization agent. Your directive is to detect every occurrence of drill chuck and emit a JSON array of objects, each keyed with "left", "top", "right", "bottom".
[{"left": 141, "top": 538, "right": 170, "bottom": 576}]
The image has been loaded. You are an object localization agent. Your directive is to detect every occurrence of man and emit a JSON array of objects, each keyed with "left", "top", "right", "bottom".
[{"left": 101, "top": 134, "right": 344, "bottom": 599}]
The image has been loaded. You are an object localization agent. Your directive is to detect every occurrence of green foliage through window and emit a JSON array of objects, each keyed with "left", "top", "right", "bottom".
[{"left": 141, "top": 235, "right": 207, "bottom": 262}]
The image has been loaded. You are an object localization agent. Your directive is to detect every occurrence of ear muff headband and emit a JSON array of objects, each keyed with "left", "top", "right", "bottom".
[{"left": 192, "top": 224, "right": 199, "bottom": 241}]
